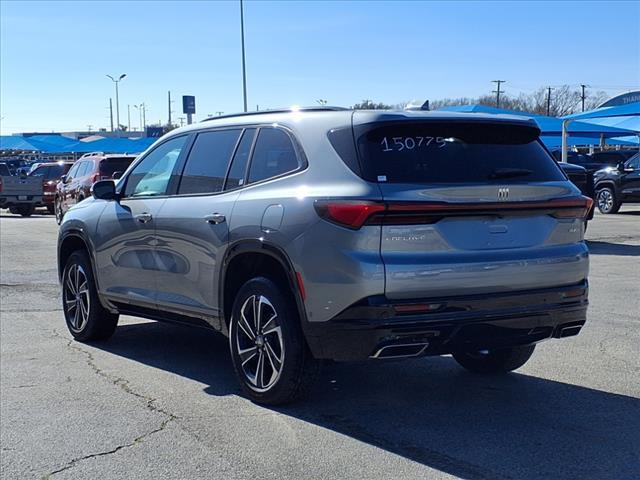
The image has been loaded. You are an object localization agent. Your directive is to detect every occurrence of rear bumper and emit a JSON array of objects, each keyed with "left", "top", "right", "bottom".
[
  {"left": 0, "top": 196, "right": 44, "bottom": 208},
  {"left": 304, "top": 281, "right": 588, "bottom": 361}
]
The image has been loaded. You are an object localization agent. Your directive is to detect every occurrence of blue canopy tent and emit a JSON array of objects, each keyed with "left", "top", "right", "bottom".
[
  {"left": 0, "top": 135, "right": 156, "bottom": 155},
  {"left": 438, "top": 105, "right": 633, "bottom": 141},
  {"left": 558, "top": 102, "right": 640, "bottom": 161}
]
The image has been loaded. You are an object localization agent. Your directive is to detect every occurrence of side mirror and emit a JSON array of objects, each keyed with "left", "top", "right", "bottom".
[
  {"left": 112, "top": 171, "right": 123, "bottom": 180},
  {"left": 91, "top": 180, "right": 117, "bottom": 200},
  {"left": 60, "top": 175, "right": 68, "bottom": 183}
]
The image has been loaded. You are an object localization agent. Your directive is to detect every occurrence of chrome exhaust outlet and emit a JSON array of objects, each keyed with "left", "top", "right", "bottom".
[
  {"left": 371, "top": 342, "right": 429, "bottom": 359},
  {"left": 558, "top": 325, "right": 582, "bottom": 338}
]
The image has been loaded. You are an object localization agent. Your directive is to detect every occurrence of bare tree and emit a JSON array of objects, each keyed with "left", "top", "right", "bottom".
[{"left": 351, "top": 99, "right": 393, "bottom": 110}]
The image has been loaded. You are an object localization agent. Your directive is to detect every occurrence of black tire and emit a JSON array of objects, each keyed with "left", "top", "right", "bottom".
[
  {"left": 229, "top": 277, "right": 320, "bottom": 405},
  {"left": 596, "top": 187, "right": 620, "bottom": 214},
  {"left": 453, "top": 344, "right": 535, "bottom": 374},
  {"left": 55, "top": 197, "right": 64, "bottom": 225},
  {"left": 62, "top": 250, "right": 118, "bottom": 342},
  {"left": 18, "top": 205, "right": 34, "bottom": 217},
  {"left": 46, "top": 204, "right": 55, "bottom": 215},
  {"left": 8, "top": 207, "right": 19, "bottom": 215}
]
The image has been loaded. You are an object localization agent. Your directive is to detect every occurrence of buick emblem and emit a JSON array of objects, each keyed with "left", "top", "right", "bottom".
[{"left": 497, "top": 187, "right": 509, "bottom": 201}]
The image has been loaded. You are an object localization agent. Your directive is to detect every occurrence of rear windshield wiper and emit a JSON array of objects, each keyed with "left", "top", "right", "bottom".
[{"left": 488, "top": 168, "right": 533, "bottom": 179}]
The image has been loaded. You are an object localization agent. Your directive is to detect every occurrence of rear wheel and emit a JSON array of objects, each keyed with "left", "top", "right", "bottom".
[
  {"left": 229, "top": 277, "right": 320, "bottom": 405},
  {"left": 47, "top": 204, "right": 55, "bottom": 215},
  {"left": 62, "top": 250, "right": 118, "bottom": 342},
  {"left": 596, "top": 187, "right": 620, "bottom": 214},
  {"left": 18, "top": 205, "right": 34, "bottom": 217},
  {"left": 55, "top": 197, "right": 64, "bottom": 224},
  {"left": 453, "top": 345, "right": 535, "bottom": 373}
]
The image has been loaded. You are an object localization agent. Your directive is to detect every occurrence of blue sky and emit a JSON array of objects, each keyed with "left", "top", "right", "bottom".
[{"left": 1, "top": 0, "right": 638, "bottom": 134}]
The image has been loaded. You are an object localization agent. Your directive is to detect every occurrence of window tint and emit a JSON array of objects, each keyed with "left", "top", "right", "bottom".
[
  {"left": 248, "top": 128, "right": 299, "bottom": 184},
  {"left": 47, "top": 164, "right": 67, "bottom": 179},
  {"left": 124, "top": 136, "right": 187, "bottom": 197},
  {"left": 178, "top": 129, "right": 241, "bottom": 194},
  {"left": 100, "top": 157, "right": 135, "bottom": 178},
  {"left": 28, "top": 166, "right": 48, "bottom": 177},
  {"left": 355, "top": 122, "right": 565, "bottom": 184},
  {"left": 67, "top": 162, "right": 81, "bottom": 179},
  {"left": 225, "top": 128, "right": 255, "bottom": 190},
  {"left": 80, "top": 161, "right": 94, "bottom": 177},
  {"left": 628, "top": 154, "right": 640, "bottom": 169}
]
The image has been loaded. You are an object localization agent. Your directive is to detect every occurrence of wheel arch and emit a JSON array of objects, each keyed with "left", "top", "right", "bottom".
[{"left": 219, "top": 241, "right": 306, "bottom": 337}]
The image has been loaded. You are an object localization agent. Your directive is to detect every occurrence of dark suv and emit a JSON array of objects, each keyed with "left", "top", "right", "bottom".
[
  {"left": 57, "top": 108, "right": 592, "bottom": 404},
  {"left": 594, "top": 152, "right": 640, "bottom": 213},
  {"left": 55, "top": 153, "right": 136, "bottom": 223}
]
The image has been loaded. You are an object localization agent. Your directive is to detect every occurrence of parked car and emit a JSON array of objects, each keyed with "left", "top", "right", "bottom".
[
  {"left": 0, "top": 170, "right": 43, "bottom": 216},
  {"left": 557, "top": 162, "right": 595, "bottom": 225},
  {"left": 55, "top": 153, "right": 136, "bottom": 223},
  {"left": 58, "top": 108, "right": 592, "bottom": 404},
  {"left": 559, "top": 149, "right": 637, "bottom": 173},
  {"left": 593, "top": 152, "right": 640, "bottom": 213},
  {"left": 27, "top": 161, "right": 73, "bottom": 214}
]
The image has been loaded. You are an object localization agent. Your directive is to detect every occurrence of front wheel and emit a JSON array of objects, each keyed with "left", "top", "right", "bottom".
[
  {"left": 453, "top": 344, "right": 535, "bottom": 374},
  {"left": 229, "top": 277, "right": 320, "bottom": 405},
  {"left": 62, "top": 250, "right": 119, "bottom": 341},
  {"left": 596, "top": 187, "right": 620, "bottom": 214}
]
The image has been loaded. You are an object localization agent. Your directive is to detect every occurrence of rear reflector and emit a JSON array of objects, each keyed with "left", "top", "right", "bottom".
[{"left": 315, "top": 196, "right": 593, "bottom": 229}]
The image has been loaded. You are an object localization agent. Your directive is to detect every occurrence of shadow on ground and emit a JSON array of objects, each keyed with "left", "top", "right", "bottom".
[
  {"left": 90, "top": 321, "right": 640, "bottom": 480},
  {"left": 586, "top": 240, "right": 640, "bottom": 256}
]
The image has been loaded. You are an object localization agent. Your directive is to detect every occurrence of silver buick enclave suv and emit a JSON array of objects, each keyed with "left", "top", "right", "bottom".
[{"left": 58, "top": 108, "right": 592, "bottom": 404}]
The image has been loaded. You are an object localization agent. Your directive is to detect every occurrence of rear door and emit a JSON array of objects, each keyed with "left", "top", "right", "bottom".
[
  {"left": 621, "top": 154, "right": 640, "bottom": 200},
  {"left": 354, "top": 118, "right": 590, "bottom": 299},
  {"left": 153, "top": 128, "right": 250, "bottom": 323}
]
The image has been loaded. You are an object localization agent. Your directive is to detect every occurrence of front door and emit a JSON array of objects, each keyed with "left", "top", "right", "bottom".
[{"left": 93, "top": 135, "right": 189, "bottom": 309}]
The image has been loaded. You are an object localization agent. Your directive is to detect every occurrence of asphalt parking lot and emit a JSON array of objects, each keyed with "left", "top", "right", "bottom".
[{"left": 1, "top": 206, "right": 638, "bottom": 480}]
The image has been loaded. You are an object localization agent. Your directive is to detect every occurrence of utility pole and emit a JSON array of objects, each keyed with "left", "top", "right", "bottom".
[
  {"left": 109, "top": 98, "right": 114, "bottom": 132},
  {"left": 127, "top": 104, "right": 131, "bottom": 132},
  {"left": 178, "top": 117, "right": 185, "bottom": 127},
  {"left": 240, "top": 0, "right": 248, "bottom": 112},
  {"left": 580, "top": 84, "right": 587, "bottom": 112},
  {"left": 106, "top": 74, "right": 126, "bottom": 136},
  {"left": 546, "top": 87, "right": 554, "bottom": 116},
  {"left": 492, "top": 80, "right": 506, "bottom": 108},
  {"left": 168, "top": 91, "right": 173, "bottom": 126}
]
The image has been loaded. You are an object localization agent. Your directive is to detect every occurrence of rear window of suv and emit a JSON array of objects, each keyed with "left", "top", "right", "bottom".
[
  {"left": 100, "top": 157, "right": 135, "bottom": 177},
  {"left": 353, "top": 122, "right": 565, "bottom": 184}
]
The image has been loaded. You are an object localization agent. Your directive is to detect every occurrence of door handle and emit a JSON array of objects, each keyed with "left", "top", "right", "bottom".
[
  {"left": 205, "top": 213, "right": 226, "bottom": 224},
  {"left": 135, "top": 212, "right": 153, "bottom": 224}
]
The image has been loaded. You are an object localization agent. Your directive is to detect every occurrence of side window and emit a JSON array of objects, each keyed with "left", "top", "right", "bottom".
[
  {"left": 124, "top": 136, "right": 187, "bottom": 198},
  {"left": 225, "top": 128, "right": 256, "bottom": 190},
  {"left": 248, "top": 128, "right": 299, "bottom": 184},
  {"left": 77, "top": 161, "right": 91, "bottom": 178},
  {"left": 628, "top": 155, "right": 640, "bottom": 169},
  {"left": 178, "top": 129, "right": 241, "bottom": 195},
  {"left": 66, "top": 162, "right": 80, "bottom": 180}
]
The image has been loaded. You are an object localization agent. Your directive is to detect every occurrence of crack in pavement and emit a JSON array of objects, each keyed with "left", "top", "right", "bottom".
[{"left": 44, "top": 330, "right": 179, "bottom": 479}]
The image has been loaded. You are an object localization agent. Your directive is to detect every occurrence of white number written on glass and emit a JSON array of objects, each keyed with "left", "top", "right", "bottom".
[{"left": 380, "top": 136, "right": 446, "bottom": 152}]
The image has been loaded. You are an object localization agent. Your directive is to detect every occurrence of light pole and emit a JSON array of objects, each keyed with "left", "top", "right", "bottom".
[
  {"left": 134, "top": 103, "right": 146, "bottom": 134},
  {"left": 106, "top": 73, "right": 126, "bottom": 135},
  {"left": 240, "top": 0, "right": 248, "bottom": 112}
]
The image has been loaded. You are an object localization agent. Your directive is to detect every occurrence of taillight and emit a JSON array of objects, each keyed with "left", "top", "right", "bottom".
[
  {"left": 90, "top": 173, "right": 100, "bottom": 183},
  {"left": 550, "top": 196, "right": 593, "bottom": 219},
  {"left": 314, "top": 201, "right": 385, "bottom": 229},
  {"left": 315, "top": 196, "right": 594, "bottom": 229}
]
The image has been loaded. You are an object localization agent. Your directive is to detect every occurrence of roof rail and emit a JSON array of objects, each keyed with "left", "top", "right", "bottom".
[
  {"left": 79, "top": 151, "right": 104, "bottom": 158},
  {"left": 201, "top": 106, "right": 349, "bottom": 123}
]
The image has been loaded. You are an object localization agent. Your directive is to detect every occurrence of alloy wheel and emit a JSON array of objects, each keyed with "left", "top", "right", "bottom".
[
  {"left": 232, "top": 294, "right": 284, "bottom": 392},
  {"left": 597, "top": 189, "right": 614, "bottom": 213},
  {"left": 64, "top": 263, "right": 91, "bottom": 332}
]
